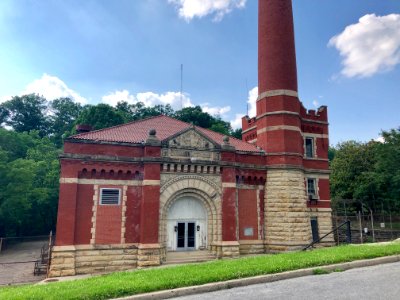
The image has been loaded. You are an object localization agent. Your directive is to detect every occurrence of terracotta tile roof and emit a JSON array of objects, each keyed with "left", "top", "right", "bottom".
[{"left": 69, "top": 115, "right": 262, "bottom": 153}]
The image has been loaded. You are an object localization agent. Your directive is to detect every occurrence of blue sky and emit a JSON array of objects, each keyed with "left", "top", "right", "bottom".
[{"left": 0, "top": 0, "right": 399, "bottom": 145}]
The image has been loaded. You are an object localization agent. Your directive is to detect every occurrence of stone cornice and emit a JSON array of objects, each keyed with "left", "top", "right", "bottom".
[
  {"left": 241, "top": 125, "right": 257, "bottom": 134},
  {"left": 257, "top": 89, "right": 298, "bottom": 101},
  {"left": 60, "top": 153, "right": 268, "bottom": 171}
]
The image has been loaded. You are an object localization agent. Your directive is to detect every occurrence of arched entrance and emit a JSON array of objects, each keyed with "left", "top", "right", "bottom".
[
  {"left": 166, "top": 197, "right": 207, "bottom": 251},
  {"left": 159, "top": 175, "right": 222, "bottom": 256}
]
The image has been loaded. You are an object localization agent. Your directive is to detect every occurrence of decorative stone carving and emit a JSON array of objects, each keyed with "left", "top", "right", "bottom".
[
  {"left": 160, "top": 174, "right": 221, "bottom": 195},
  {"left": 162, "top": 129, "right": 220, "bottom": 161},
  {"left": 168, "top": 129, "right": 216, "bottom": 150}
]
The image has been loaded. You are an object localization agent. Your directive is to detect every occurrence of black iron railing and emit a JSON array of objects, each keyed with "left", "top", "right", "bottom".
[{"left": 303, "top": 220, "right": 351, "bottom": 251}]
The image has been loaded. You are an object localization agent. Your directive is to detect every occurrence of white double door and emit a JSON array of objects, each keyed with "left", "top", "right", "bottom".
[{"left": 167, "top": 197, "right": 207, "bottom": 251}]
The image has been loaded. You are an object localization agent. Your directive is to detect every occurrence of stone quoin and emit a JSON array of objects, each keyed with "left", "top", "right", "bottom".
[{"left": 49, "top": 0, "right": 333, "bottom": 277}]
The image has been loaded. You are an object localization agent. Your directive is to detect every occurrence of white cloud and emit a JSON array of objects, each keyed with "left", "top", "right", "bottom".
[
  {"left": 0, "top": 95, "right": 12, "bottom": 103},
  {"left": 102, "top": 90, "right": 195, "bottom": 111},
  {"left": 24, "top": 74, "right": 87, "bottom": 104},
  {"left": 329, "top": 14, "right": 400, "bottom": 78},
  {"left": 230, "top": 86, "right": 257, "bottom": 129},
  {"left": 312, "top": 100, "right": 320, "bottom": 108},
  {"left": 137, "top": 91, "right": 194, "bottom": 109},
  {"left": 0, "top": 74, "right": 87, "bottom": 104},
  {"left": 102, "top": 90, "right": 136, "bottom": 107},
  {"left": 168, "top": 0, "right": 246, "bottom": 22},
  {"left": 374, "top": 136, "right": 385, "bottom": 143},
  {"left": 247, "top": 86, "right": 258, "bottom": 118},
  {"left": 231, "top": 113, "right": 243, "bottom": 130},
  {"left": 102, "top": 90, "right": 234, "bottom": 117},
  {"left": 202, "top": 103, "right": 231, "bottom": 116}
]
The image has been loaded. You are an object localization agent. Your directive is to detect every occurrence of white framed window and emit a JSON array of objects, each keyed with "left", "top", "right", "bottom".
[
  {"left": 100, "top": 188, "right": 121, "bottom": 205},
  {"left": 307, "top": 178, "right": 317, "bottom": 199},
  {"left": 305, "top": 137, "right": 314, "bottom": 158}
]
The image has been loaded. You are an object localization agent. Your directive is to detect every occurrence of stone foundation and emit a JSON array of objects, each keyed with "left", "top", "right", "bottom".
[
  {"left": 49, "top": 244, "right": 138, "bottom": 277},
  {"left": 239, "top": 240, "right": 265, "bottom": 255},
  {"left": 211, "top": 241, "right": 240, "bottom": 258},
  {"left": 137, "top": 244, "right": 162, "bottom": 268},
  {"left": 264, "top": 169, "right": 312, "bottom": 251}
]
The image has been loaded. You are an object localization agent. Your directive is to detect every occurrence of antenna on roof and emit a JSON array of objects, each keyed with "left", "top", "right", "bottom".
[
  {"left": 180, "top": 64, "right": 183, "bottom": 110},
  {"left": 245, "top": 78, "right": 249, "bottom": 116}
]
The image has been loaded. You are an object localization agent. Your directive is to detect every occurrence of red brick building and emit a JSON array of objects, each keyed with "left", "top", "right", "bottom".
[{"left": 50, "top": 0, "right": 332, "bottom": 277}]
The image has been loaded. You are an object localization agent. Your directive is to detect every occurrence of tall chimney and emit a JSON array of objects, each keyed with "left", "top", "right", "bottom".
[
  {"left": 258, "top": 0, "right": 298, "bottom": 95},
  {"left": 258, "top": 0, "right": 331, "bottom": 252},
  {"left": 256, "top": 0, "right": 303, "bottom": 163}
]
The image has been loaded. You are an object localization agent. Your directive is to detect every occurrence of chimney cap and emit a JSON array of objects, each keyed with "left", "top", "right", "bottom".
[{"left": 76, "top": 124, "right": 93, "bottom": 133}]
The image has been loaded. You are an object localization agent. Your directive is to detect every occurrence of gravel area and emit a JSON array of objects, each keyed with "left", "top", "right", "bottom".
[{"left": 0, "top": 240, "right": 47, "bottom": 286}]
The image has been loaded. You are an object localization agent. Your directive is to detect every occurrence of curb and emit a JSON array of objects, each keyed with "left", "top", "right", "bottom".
[{"left": 115, "top": 255, "right": 400, "bottom": 300}]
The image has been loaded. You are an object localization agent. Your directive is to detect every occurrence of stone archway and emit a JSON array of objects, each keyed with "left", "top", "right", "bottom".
[{"left": 159, "top": 176, "right": 221, "bottom": 257}]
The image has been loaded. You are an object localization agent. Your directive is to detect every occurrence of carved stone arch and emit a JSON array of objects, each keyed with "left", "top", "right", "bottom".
[
  {"left": 160, "top": 174, "right": 221, "bottom": 195},
  {"left": 159, "top": 176, "right": 222, "bottom": 258}
]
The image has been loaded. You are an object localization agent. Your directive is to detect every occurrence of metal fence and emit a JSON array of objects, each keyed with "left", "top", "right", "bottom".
[
  {"left": 0, "top": 235, "right": 51, "bottom": 253},
  {"left": 0, "top": 233, "right": 54, "bottom": 285},
  {"left": 333, "top": 212, "right": 400, "bottom": 244}
]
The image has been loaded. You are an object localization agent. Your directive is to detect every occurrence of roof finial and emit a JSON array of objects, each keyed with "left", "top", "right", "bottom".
[{"left": 146, "top": 128, "right": 160, "bottom": 145}]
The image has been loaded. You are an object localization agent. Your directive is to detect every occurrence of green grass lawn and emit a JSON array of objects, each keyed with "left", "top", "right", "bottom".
[{"left": 1, "top": 242, "right": 400, "bottom": 300}]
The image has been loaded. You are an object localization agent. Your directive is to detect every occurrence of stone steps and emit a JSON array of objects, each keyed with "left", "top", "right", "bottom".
[{"left": 164, "top": 251, "right": 216, "bottom": 265}]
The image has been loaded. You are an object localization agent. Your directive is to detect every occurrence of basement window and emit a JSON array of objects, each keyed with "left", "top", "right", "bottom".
[{"left": 100, "top": 188, "right": 121, "bottom": 205}]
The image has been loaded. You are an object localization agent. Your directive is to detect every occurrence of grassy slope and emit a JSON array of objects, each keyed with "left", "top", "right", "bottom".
[{"left": 1, "top": 243, "right": 400, "bottom": 300}]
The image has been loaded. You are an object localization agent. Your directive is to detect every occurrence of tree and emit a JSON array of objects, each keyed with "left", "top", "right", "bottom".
[
  {"left": 330, "top": 141, "right": 380, "bottom": 212},
  {"left": 73, "top": 104, "right": 125, "bottom": 131},
  {"left": 328, "top": 147, "right": 336, "bottom": 163},
  {"left": 49, "top": 98, "right": 83, "bottom": 146},
  {"left": 174, "top": 106, "right": 215, "bottom": 128},
  {"left": 0, "top": 128, "right": 37, "bottom": 161},
  {"left": 231, "top": 128, "right": 242, "bottom": 140},
  {"left": 174, "top": 106, "right": 233, "bottom": 136},
  {"left": 0, "top": 94, "right": 49, "bottom": 136},
  {"left": 375, "top": 129, "right": 400, "bottom": 211},
  {"left": 209, "top": 121, "right": 231, "bottom": 136},
  {"left": 115, "top": 101, "right": 174, "bottom": 122},
  {"left": 0, "top": 130, "right": 60, "bottom": 236}
]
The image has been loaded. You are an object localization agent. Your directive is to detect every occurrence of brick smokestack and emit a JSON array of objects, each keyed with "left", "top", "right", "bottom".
[
  {"left": 255, "top": 0, "right": 303, "bottom": 164},
  {"left": 258, "top": 0, "right": 298, "bottom": 94}
]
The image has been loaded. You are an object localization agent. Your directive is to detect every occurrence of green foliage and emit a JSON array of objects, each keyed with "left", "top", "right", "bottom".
[
  {"left": 0, "top": 94, "right": 49, "bottom": 136},
  {"left": 0, "top": 129, "right": 59, "bottom": 236},
  {"left": 231, "top": 128, "right": 242, "bottom": 140},
  {"left": 115, "top": 101, "right": 174, "bottom": 122},
  {"left": 328, "top": 146, "right": 336, "bottom": 163},
  {"left": 1, "top": 243, "right": 400, "bottom": 299},
  {"left": 330, "top": 130, "right": 400, "bottom": 213},
  {"left": 174, "top": 106, "right": 216, "bottom": 128},
  {"left": 174, "top": 106, "right": 233, "bottom": 136},
  {"left": 49, "top": 98, "right": 83, "bottom": 146},
  {"left": 74, "top": 104, "right": 125, "bottom": 131}
]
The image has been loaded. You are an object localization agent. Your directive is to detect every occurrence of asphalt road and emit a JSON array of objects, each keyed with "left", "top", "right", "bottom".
[{"left": 174, "top": 261, "right": 400, "bottom": 300}]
